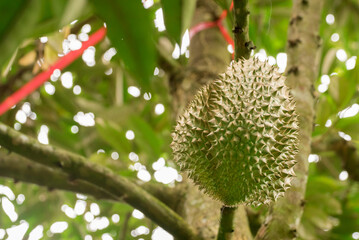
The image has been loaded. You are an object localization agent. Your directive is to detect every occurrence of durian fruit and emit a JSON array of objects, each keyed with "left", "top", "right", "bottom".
[{"left": 171, "top": 58, "right": 299, "bottom": 206}]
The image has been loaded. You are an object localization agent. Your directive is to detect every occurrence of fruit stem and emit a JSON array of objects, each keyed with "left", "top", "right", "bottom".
[
  {"left": 232, "top": 0, "right": 253, "bottom": 60},
  {"left": 217, "top": 205, "right": 237, "bottom": 240}
]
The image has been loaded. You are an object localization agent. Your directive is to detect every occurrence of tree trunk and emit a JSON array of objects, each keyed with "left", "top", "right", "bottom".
[{"left": 255, "top": 0, "right": 324, "bottom": 239}]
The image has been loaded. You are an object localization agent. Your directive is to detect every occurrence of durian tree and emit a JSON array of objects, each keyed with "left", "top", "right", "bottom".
[{"left": 0, "top": 0, "right": 358, "bottom": 240}]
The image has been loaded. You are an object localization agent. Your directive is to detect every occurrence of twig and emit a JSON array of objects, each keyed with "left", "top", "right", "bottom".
[
  {"left": 119, "top": 212, "right": 132, "bottom": 240},
  {"left": 156, "top": 43, "right": 181, "bottom": 74},
  {"left": 0, "top": 65, "right": 33, "bottom": 101},
  {"left": 0, "top": 122, "right": 202, "bottom": 240},
  {"left": 313, "top": 136, "right": 359, "bottom": 181},
  {"left": 343, "top": 0, "right": 359, "bottom": 16},
  {"left": 255, "top": 0, "right": 288, "bottom": 7},
  {"left": 217, "top": 206, "right": 237, "bottom": 240}
]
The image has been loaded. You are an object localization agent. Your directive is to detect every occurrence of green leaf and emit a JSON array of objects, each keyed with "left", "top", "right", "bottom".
[
  {"left": 129, "top": 116, "right": 163, "bottom": 158},
  {"left": 18, "top": 193, "right": 61, "bottom": 226},
  {"left": 329, "top": 65, "right": 359, "bottom": 110},
  {"left": 307, "top": 176, "right": 344, "bottom": 193},
  {"left": 321, "top": 49, "right": 337, "bottom": 75},
  {"left": 161, "top": 0, "right": 181, "bottom": 43},
  {"left": 182, "top": 0, "right": 197, "bottom": 37},
  {"left": 96, "top": 119, "right": 131, "bottom": 154},
  {"left": 0, "top": 0, "right": 90, "bottom": 70},
  {"left": 0, "top": 0, "right": 42, "bottom": 69},
  {"left": 161, "top": 0, "right": 196, "bottom": 43},
  {"left": 60, "top": 0, "right": 88, "bottom": 26},
  {"left": 315, "top": 95, "right": 336, "bottom": 126},
  {"left": 307, "top": 194, "right": 342, "bottom": 215},
  {"left": 336, "top": 114, "right": 359, "bottom": 140},
  {"left": 304, "top": 206, "right": 339, "bottom": 230},
  {"left": 91, "top": 0, "right": 156, "bottom": 89},
  {"left": 32, "top": 1, "right": 90, "bottom": 37}
]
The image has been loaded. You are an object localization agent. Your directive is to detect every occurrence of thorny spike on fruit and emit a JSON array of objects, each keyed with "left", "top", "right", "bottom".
[{"left": 171, "top": 58, "right": 299, "bottom": 206}]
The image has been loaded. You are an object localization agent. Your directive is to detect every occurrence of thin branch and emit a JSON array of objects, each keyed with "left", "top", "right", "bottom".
[
  {"left": 119, "top": 212, "right": 132, "bottom": 240},
  {"left": 312, "top": 136, "right": 359, "bottom": 181},
  {"left": 217, "top": 206, "right": 237, "bottom": 240},
  {"left": 255, "top": 0, "right": 289, "bottom": 7},
  {"left": 233, "top": 0, "right": 254, "bottom": 59},
  {"left": 255, "top": 0, "right": 324, "bottom": 239},
  {"left": 331, "top": 139, "right": 359, "bottom": 181},
  {"left": 342, "top": 0, "right": 359, "bottom": 16},
  {"left": 0, "top": 65, "right": 33, "bottom": 102},
  {"left": 0, "top": 122, "right": 202, "bottom": 240},
  {"left": 156, "top": 42, "right": 182, "bottom": 74},
  {"left": 0, "top": 151, "right": 183, "bottom": 209}
]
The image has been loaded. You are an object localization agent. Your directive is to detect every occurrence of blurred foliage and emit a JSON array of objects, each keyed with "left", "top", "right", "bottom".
[
  {"left": 0, "top": 0, "right": 359, "bottom": 239},
  {"left": 160, "top": 0, "right": 196, "bottom": 44}
]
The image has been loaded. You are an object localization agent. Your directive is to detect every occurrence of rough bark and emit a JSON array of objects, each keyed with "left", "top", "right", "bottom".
[
  {"left": 170, "top": 1, "right": 229, "bottom": 115},
  {"left": 170, "top": 0, "right": 252, "bottom": 239},
  {"left": 255, "top": 0, "right": 324, "bottom": 239},
  {"left": 0, "top": 151, "right": 184, "bottom": 210},
  {"left": 0, "top": 122, "right": 201, "bottom": 240}
]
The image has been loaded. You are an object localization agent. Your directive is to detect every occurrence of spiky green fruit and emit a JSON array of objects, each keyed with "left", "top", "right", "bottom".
[{"left": 171, "top": 58, "right": 299, "bottom": 206}]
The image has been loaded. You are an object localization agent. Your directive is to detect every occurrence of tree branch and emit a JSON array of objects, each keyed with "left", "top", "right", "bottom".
[
  {"left": 157, "top": 40, "right": 182, "bottom": 74},
  {"left": 0, "top": 151, "right": 183, "bottom": 210},
  {"left": 0, "top": 151, "right": 115, "bottom": 200},
  {"left": 312, "top": 136, "right": 359, "bottom": 181},
  {"left": 233, "top": 0, "right": 253, "bottom": 59},
  {"left": 0, "top": 65, "right": 33, "bottom": 102},
  {"left": 0, "top": 122, "right": 202, "bottom": 240},
  {"left": 119, "top": 212, "right": 132, "bottom": 240},
  {"left": 255, "top": 0, "right": 324, "bottom": 239},
  {"left": 342, "top": 0, "right": 359, "bottom": 16}
]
